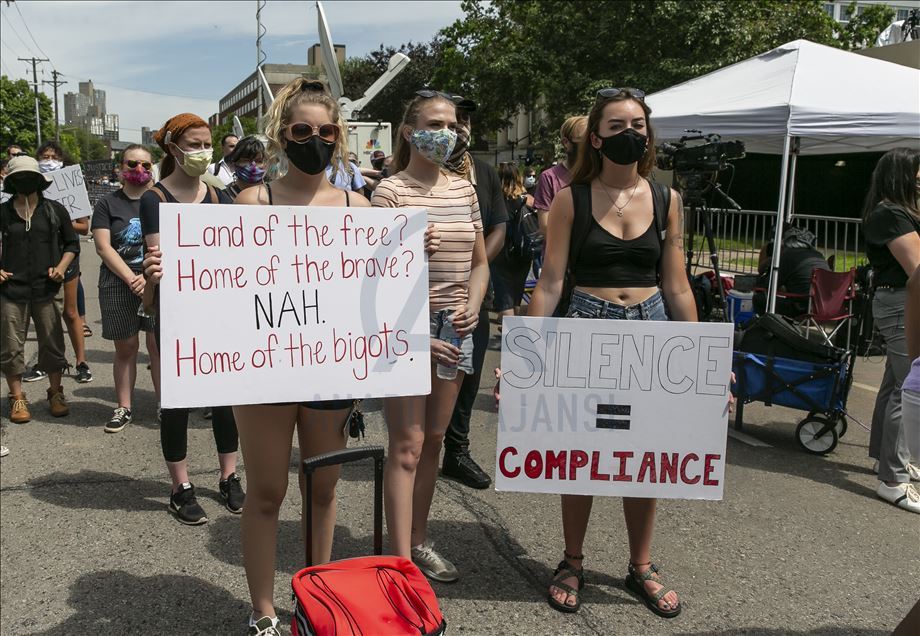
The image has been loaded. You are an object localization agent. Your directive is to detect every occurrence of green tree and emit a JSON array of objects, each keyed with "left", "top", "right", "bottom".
[
  {"left": 59, "top": 130, "right": 82, "bottom": 163},
  {"left": 836, "top": 1, "right": 895, "bottom": 49},
  {"left": 211, "top": 116, "right": 257, "bottom": 162},
  {"left": 0, "top": 74, "right": 55, "bottom": 155},
  {"left": 432, "top": 0, "right": 894, "bottom": 149},
  {"left": 59, "top": 127, "right": 108, "bottom": 162}
]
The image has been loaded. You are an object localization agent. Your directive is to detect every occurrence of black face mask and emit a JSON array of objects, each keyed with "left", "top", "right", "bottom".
[
  {"left": 599, "top": 128, "right": 647, "bottom": 166},
  {"left": 5, "top": 174, "right": 43, "bottom": 195},
  {"left": 284, "top": 136, "right": 334, "bottom": 175}
]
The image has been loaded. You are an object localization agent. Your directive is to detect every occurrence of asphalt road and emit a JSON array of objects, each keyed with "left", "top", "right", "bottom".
[{"left": 1, "top": 240, "right": 917, "bottom": 635}]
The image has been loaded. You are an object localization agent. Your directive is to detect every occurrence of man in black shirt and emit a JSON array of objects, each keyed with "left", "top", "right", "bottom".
[
  {"left": 754, "top": 226, "right": 831, "bottom": 317},
  {"left": 442, "top": 99, "right": 508, "bottom": 489},
  {"left": 0, "top": 157, "right": 80, "bottom": 423}
]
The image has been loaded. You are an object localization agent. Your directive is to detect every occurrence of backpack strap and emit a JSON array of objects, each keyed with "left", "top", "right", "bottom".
[
  {"left": 649, "top": 179, "right": 672, "bottom": 284},
  {"left": 567, "top": 183, "right": 594, "bottom": 277},
  {"left": 150, "top": 184, "right": 168, "bottom": 203},
  {"left": 206, "top": 183, "right": 218, "bottom": 203}
]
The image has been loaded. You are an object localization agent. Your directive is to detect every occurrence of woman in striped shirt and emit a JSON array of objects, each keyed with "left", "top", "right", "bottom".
[{"left": 372, "top": 91, "right": 490, "bottom": 582}]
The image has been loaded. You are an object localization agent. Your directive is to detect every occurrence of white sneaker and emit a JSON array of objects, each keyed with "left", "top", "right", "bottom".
[
  {"left": 872, "top": 459, "right": 879, "bottom": 474},
  {"left": 907, "top": 463, "right": 920, "bottom": 482},
  {"left": 248, "top": 615, "right": 280, "bottom": 636},
  {"left": 0, "top": 446, "right": 8, "bottom": 457},
  {"left": 877, "top": 482, "right": 920, "bottom": 514},
  {"left": 411, "top": 540, "right": 459, "bottom": 582}
]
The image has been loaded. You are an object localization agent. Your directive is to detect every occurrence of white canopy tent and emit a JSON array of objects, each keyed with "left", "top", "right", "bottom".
[{"left": 646, "top": 39, "right": 920, "bottom": 312}]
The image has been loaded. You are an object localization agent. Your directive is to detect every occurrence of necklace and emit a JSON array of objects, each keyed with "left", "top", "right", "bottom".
[{"left": 599, "top": 176, "right": 640, "bottom": 217}]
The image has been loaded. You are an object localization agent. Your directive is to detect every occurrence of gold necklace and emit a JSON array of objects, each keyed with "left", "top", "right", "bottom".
[{"left": 599, "top": 176, "right": 640, "bottom": 217}]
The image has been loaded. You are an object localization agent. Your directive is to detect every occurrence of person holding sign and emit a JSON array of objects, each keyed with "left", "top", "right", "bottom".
[
  {"left": 222, "top": 77, "right": 370, "bottom": 635},
  {"left": 140, "top": 114, "right": 244, "bottom": 527},
  {"left": 526, "top": 88, "right": 696, "bottom": 617},
  {"left": 91, "top": 144, "right": 160, "bottom": 433},
  {"left": 37, "top": 142, "right": 93, "bottom": 384},
  {"left": 372, "top": 90, "right": 489, "bottom": 583},
  {"left": 0, "top": 156, "right": 79, "bottom": 423}
]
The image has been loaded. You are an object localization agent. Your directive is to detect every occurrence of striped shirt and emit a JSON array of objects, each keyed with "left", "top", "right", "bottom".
[{"left": 372, "top": 171, "right": 482, "bottom": 311}]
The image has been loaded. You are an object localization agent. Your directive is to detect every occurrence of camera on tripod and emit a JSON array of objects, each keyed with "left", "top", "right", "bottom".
[{"left": 655, "top": 131, "right": 745, "bottom": 173}]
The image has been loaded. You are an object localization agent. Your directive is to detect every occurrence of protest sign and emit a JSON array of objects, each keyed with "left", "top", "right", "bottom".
[
  {"left": 496, "top": 316, "right": 734, "bottom": 500},
  {"left": 0, "top": 164, "right": 92, "bottom": 220},
  {"left": 157, "top": 204, "right": 431, "bottom": 408}
]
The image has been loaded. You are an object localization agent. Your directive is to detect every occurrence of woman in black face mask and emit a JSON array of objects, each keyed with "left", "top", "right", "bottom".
[
  {"left": 527, "top": 88, "right": 700, "bottom": 618},
  {"left": 230, "top": 77, "right": 372, "bottom": 635}
]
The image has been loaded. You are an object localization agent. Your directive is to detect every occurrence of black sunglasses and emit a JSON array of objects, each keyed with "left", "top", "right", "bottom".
[
  {"left": 300, "top": 80, "right": 327, "bottom": 93},
  {"left": 125, "top": 159, "right": 153, "bottom": 170},
  {"left": 597, "top": 87, "right": 646, "bottom": 100},
  {"left": 415, "top": 89, "right": 457, "bottom": 100}
]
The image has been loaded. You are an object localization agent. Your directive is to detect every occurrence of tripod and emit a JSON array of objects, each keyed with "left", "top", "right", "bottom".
[{"left": 681, "top": 173, "right": 740, "bottom": 323}]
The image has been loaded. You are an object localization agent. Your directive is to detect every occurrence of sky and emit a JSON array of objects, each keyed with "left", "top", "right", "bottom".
[{"left": 0, "top": 0, "right": 465, "bottom": 143}]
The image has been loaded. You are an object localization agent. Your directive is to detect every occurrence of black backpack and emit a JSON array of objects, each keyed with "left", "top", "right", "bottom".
[{"left": 504, "top": 195, "right": 541, "bottom": 261}]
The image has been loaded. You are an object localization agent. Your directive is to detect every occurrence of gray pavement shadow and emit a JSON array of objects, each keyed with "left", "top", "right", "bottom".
[
  {"left": 71, "top": 385, "right": 156, "bottom": 403},
  {"left": 25, "top": 470, "right": 222, "bottom": 513},
  {"left": 675, "top": 629, "right": 887, "bottom": 635},
  {"left": 32, "top": 570, "right": 251, "bottom": 636},
  {"left": 725, "top": 422, "right": 876, "bottom": 499},
  {"left": 0, "top": 398, "right": 112, "bottom": 429}
]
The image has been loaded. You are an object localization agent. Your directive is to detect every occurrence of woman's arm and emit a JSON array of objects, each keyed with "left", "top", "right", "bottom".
[
  {"left": 72, "top": 216, "right": 90, "bottom": 236},
  {"left": 889, "top": 231, "right": 920, "bottom": 279},
  {"left": 660, "top": 190, "right": 697, "bottom": 322},
  {"left": 54, "top": 206, "right": 79, "bottom": 274},
  {"left": 93, "top": 228, "right": 141, "bottom": 286},
  {"left": 526, "top": 188, "right": 574, "bottom": 317}
]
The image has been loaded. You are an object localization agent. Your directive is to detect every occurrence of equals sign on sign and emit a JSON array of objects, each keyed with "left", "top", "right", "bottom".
[{"left": 596, "top": 404, "right": 631, "bottom": 430}]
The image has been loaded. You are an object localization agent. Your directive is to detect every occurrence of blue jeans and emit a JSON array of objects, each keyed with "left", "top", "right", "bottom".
[{"left": 565, "top": 289, "right": 668, "bottom": 321}]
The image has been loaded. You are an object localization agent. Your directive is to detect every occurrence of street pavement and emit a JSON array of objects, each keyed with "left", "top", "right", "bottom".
[{"left": 1, "top": 241, "right": 917, "bottom": 635}]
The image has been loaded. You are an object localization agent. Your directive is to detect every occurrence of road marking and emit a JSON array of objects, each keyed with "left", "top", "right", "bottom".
[
  {"left": 728, "top": 428, "right": 773, "bottom": 447},
  {"left": 852, "top": 382, "right": 878, "bottom": 394}
]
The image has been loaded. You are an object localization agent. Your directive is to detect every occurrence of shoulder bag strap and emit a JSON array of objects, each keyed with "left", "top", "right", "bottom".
[
  {"left": 568, "top": 183, "right": 594, "bottom": 274},
  {"left": 649, "top": 180, "right": 672, "bottom": 284}
]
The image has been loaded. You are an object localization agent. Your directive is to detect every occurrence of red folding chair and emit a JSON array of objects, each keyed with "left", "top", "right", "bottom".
[{"left": 796, "top": 268, "right": 857, "bottom": 348}]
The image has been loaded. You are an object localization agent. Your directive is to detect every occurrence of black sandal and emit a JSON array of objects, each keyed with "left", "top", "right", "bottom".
[
  {"left": 547, "top": 553, "right": 585, "bottom": 614},
  {"left": 625, "top": 562, "right": 681, "bottom": 619}
]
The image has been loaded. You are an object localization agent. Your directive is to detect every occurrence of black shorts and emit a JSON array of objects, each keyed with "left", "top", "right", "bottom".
[{"left": 271, "top": 399, "right": 354, "bottom": 411}]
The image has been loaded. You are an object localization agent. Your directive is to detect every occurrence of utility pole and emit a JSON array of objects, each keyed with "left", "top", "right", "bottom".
[
  {"left": 43, "top": 70, "right": 67, "bottom": 142},
  {"left": 256, "top": 0, "right": 266, "bottom": 133},
  {"left": 18, "top": 56, "right": 49, "bottom": 145}
]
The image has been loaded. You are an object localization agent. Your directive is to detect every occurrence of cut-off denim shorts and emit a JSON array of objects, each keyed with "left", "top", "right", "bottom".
[
  {"left": 565, "top": 289, "right": 669, "bottom": 322},
  {"left": 430, "top": 308, "right": 475, "bottom": 376}
]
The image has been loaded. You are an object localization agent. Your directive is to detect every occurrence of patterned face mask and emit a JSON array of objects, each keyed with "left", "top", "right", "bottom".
[{"left": 409, "top": 128, "right": 457, "bottom": 167}]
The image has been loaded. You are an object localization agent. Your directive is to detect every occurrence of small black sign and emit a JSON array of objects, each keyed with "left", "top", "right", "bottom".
[{"left": 596, "top": 403, "right": 631, "bottom": 430}]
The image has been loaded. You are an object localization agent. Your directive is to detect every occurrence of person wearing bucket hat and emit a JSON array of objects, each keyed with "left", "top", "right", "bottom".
[{"left": 0, "top": 156, "right": 80, "bottom": 423}]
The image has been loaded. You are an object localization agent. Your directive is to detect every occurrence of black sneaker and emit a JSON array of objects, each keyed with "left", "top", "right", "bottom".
[
  {"left": 105, "top": 406, "right": 132, "bottom": 433},
  {"left": 75, "top": 362, "right": 93, "bottom": 383},
  {"left": 442, "top": 452, "right": 492, "bottom": 489},
  {"left": 22, "top": 367, "right": 47, "bottom": 383},
  {"left": 219, "top": 472, "right": 245, "bottom": 514},
  {"left": 169, "top": 483, "right": 208, "bottom": 525}
]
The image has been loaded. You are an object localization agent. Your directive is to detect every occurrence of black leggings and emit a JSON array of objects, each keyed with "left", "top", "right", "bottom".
[
  {"left": 159, "top": 405, "right": 238, "bottom": 463},
  {"left": 155, "top": 320, "right": 239, "bottom": 462}
]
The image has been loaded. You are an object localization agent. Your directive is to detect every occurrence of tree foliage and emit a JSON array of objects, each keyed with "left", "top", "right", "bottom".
[
  {"left": 431, "top": 0, "right": 895, "bottom": 147},
  {"left": 0, "top": 75, "right": 55, "bottom": 155}
]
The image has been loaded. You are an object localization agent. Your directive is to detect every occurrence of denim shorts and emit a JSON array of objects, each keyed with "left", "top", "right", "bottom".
[
  {"left": 430, "top": 308, "right": 475, "bottom": 376},
  {"left": 565, "top": 289, "right": 669, "bottom": 321}
]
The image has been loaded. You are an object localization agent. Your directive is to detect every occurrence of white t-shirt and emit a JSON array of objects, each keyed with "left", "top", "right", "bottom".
[{"left": 208, "top": 159, "right": 235, "bottom": 186}]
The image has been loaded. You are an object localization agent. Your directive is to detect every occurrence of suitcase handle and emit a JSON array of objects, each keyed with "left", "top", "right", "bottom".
[{"left": 303, "top": 445, "right": 385, "bottom": 567}]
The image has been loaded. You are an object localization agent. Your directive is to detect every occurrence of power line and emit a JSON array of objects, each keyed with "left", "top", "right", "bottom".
[
  {"left": 0, "top": 10, "right": 36, "bottom": 57},
  {"left": 13, "top": 1, "right": 53, "bottom": 66},
  {"left": 56, "top": 71, "right": 217, "bottom": 102}
]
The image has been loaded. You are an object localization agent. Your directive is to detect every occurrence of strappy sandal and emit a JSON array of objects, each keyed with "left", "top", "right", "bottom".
[
  {"left": 625, "top": 562, "right": 681, "bottom": 619},
  {"left": 547, "top": 552, "right": 585, "bottom": 614},
  {"left": 82, "top": 323, "right": 92, "bottom": 337}
]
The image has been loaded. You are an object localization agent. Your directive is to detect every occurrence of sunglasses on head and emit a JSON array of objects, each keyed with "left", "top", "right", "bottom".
[
  {"left": 596, "top": 87, "right": 646, "bottom": 100},
  {"left": 125, "top": 159, "right": 153, "bottom": 170},
  {"left": 415, "top": 89, "right": 468, "bottom": 103},
  {"left": 284, "top": 122, "right": 340, "bottom": 144}
]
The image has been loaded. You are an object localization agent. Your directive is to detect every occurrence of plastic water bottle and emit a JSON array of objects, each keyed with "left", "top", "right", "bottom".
[{"left": 436, "top": 314, "right": 463, "bottom": 381}]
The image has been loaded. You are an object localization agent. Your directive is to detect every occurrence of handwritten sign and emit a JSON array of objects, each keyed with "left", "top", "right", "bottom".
[
  {"left": 157, "top": 204, "right": 431, "bottom": 408},
  {"left": 0, "top": 165, "right": 92, "bottom": 220},
  {"left": 496, "top": 316, "right": 734, "bottom": 500}
]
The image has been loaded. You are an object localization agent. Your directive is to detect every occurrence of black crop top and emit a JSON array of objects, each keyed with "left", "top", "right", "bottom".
[{"left": 574, "top": 216, "right": 661, "bottom": 287}]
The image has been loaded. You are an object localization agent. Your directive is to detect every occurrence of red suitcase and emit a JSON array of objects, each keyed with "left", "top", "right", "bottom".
[{"left": 292, "top": 446, "right": 447, "bottom": 636}]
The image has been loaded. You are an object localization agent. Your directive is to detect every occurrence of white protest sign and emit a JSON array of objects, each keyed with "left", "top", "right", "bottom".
[
  {"left": 157, "top": 204, "right": 431, "bottom": 408},
  {"left": 1, "top": 164, "right": 92, "bottom": 220},
  {"left": 496, "top": 316, "right": 734, "bottom": 500}
]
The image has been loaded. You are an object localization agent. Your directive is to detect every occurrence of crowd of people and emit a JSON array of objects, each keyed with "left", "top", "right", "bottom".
[{"left": 1, "top": 75, "right": 918, "bottom": 635}]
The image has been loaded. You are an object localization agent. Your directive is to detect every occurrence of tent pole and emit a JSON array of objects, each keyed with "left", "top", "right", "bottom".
[
  {"left": 785, "top": 137, "right": 800, "bottom": 222},
  {"left": 767, "top": 135, "right": 793, "bottom": 314}
]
